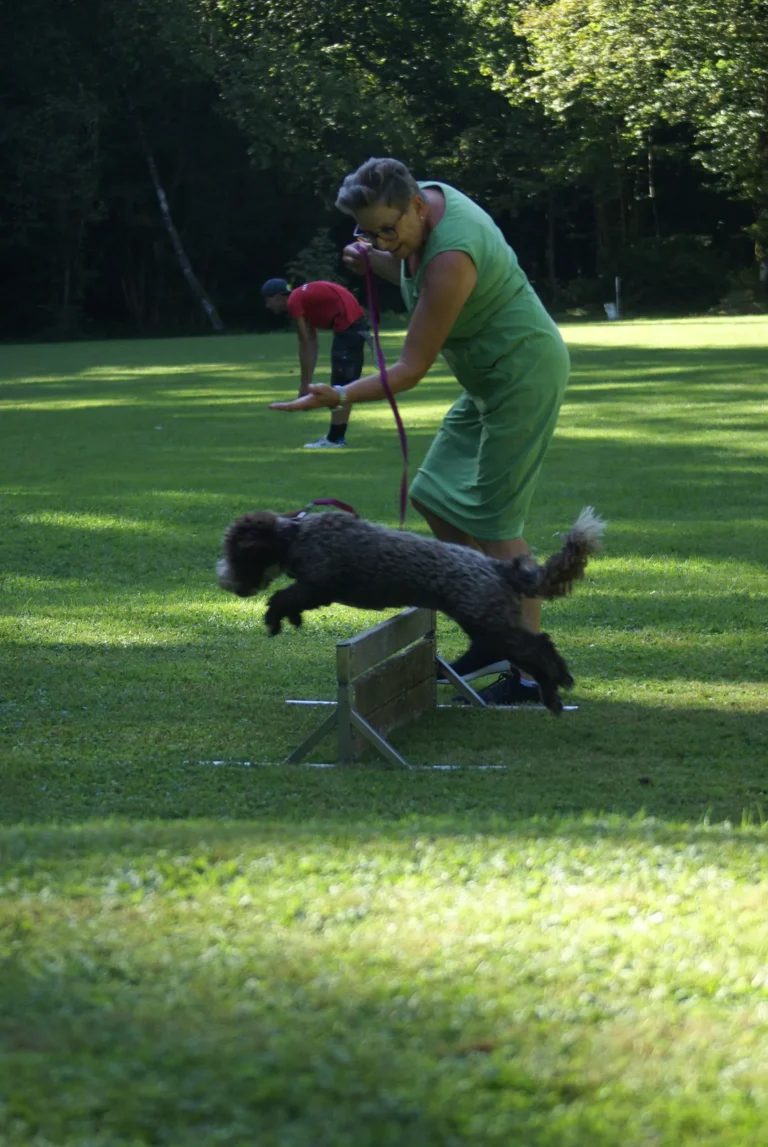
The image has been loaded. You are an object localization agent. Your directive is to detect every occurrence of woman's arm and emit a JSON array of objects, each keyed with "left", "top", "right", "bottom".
[{"left": 270, "top": 250, "right": 478, "bottom": 411}]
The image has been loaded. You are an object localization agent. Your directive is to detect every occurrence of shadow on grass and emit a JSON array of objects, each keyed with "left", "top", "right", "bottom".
[
  {"left": 566, "top": 342, "right": 768, "bottom": 380},
  {"left": 2, "top": 337, "right": 766, "bottom": 558},
  {"left": 2, "top": 328, "right": 768, "bottom": 845},
  {"left": 2, "top": 667, "right": 766, "bottom": 827},
  {"left": 1, "top": 425, "right": 767, "bottom": 581}
]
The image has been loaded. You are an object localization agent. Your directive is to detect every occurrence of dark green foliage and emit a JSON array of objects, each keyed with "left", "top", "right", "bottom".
[
  {"left": 286, "top": 229, "right": 345, "bottom": 287},
  {"left": 0, "top": 0, "right": 762, "bottom": 339},
  {"left": 617, "top": 236, "right": 728, "bottom": 313}
]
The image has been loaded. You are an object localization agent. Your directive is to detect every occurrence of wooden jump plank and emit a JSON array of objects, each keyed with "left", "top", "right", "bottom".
[
  {"left": 281, "top": 608, "right": 531, "bottom": 769},
  {"left": 348, "top": 710, "right": 411, "bottom": 769},
  {"left": 350, "top": 675, "right": 435, "bottom": 760},
  {"left": 336, "top": 608, "right": 435, "bottom": 683},
  {"left": 282, "top": 708, "right": 339, "bottom": 764},
  {"left": 434, "top": 655, "right": 486, "bottom": 707},
  {"left": 352, "top": 638, "right": 436, "bottom": 723}
]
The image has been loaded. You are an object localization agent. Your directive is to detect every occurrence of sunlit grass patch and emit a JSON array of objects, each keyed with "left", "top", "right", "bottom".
[
  {"left": 1, "top": 318, "right": 768, "bottom": 1143},
  {"left": 0, "top": 815, "right": 767, "bottom": 1144}
]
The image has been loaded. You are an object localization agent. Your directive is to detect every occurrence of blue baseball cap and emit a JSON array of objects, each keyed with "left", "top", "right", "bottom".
[{"left": 261, "top": 277, "right": 290, "bottom": 296}]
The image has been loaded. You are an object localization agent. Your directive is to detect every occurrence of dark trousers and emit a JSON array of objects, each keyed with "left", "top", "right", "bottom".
[{"left": 330, "top": 317, "right": 370, "bottom": 386}]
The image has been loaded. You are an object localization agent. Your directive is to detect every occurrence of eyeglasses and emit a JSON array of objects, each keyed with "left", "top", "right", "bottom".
[{"left": 353, "top": 210, "right": 405, "bottom": 246}]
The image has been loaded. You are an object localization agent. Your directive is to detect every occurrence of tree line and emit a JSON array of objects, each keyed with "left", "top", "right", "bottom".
[{"left": 1, "top": 0, "right": 766, "bottom": 339}]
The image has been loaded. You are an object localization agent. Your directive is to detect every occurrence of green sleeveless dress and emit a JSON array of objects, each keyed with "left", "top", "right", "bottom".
[{"left": 402, "top": 181, "right": 570, "bottom": 540}]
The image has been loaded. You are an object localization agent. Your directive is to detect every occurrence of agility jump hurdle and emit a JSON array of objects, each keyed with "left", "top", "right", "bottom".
[{"left": 285, "top": 608, "right": 486, "bottom": 769}]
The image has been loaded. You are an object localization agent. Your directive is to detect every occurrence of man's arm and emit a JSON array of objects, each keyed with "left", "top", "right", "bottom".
[{"left": 295, "top": 315, "right": 319, "bottom": 395}]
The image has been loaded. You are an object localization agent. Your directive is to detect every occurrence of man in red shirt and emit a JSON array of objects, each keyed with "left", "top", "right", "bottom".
[{"left": 261, "top": 278, "right": 372, "bottom": 448}]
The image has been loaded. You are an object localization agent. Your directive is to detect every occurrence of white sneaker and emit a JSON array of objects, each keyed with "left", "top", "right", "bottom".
[{"left": 303, "top": 436, "right": 348, "bottom": 449}]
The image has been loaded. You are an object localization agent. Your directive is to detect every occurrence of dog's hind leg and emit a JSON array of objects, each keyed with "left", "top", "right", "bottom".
[
  {"left": 264, "top": 583, "right": 331, "bottom": 636},
  {"left": 501, "top": 628, "right": 574, "bottom": 715}
]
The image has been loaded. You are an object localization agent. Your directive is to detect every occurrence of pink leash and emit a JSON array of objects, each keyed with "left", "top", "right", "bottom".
[
  {"left": 306, "top": 244, "right": 409, "bottom": 528},
  {"left": 358, "top": 243, "right": 409, "bottom": 529},
  {"left": 307, "top": 497, "right": 359, "bottom": 517}
]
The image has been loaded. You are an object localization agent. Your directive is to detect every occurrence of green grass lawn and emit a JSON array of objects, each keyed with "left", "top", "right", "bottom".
[{"left": 1, "top": 317, "right": 767, "bottom": 1144}]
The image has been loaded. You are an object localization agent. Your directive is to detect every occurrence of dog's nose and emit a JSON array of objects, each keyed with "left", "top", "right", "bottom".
[{"left": 216, "top": 558, "right": 237, "bottom": 592}]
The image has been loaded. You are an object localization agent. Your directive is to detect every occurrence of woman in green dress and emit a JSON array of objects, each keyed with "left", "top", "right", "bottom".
[{"left": 270, "top": 157, "right": 570, "bottom": 705}]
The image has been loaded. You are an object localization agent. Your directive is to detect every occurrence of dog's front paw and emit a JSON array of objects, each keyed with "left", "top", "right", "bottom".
[
  {"left": 264, "top": 607, "right": 283, "bottom": 637},
  {"left": 538, "top": 682, "right": 564, "bottom": 715},
  {"left": 287, "top": 611, "right": 303, "bottom": 629},
  {"left": 546, "top": 691, "right": 564, "bottom": 716}
]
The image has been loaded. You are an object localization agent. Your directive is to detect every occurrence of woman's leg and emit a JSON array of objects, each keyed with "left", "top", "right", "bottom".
[
  {"left": 412, "top": 498, "right": 504, "bottom": 678},
  {"left": 411, "top": 497, "right": 482, "bottom": 550},
  {"left": 412, "top": 500, "right": 540, "bottom": 633},
  {"left": 478, "top": 537, "right": 540, "bottom": 634},
  {"left": 413, "top": 498, "right": 539, "bottom": 687},
  {"left": 476, "top": 536, "right": 540, "bottom": 688}
]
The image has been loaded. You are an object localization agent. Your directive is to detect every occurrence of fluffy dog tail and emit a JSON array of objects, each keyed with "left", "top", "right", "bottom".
[{"left": 502, "top": 506, "right": 606, "bottom": 599}]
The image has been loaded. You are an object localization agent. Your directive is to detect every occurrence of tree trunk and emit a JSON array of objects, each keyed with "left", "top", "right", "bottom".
[
  {"left": 134, "top": 116, "right": 224, "bottom": 331},
  {"left": 594, "top": 190, "right": 610, "bottom": 273},
  {"left": 751, "top": 96, "right": 768, "bottom": 291},
  {"left": 647, "top": 135, "right": 660, "bottom": 239},
  {"left": 546, "top": 189, "right": 557, "bottom": 300},
  {"left": 617, "top": 170, "right": 628, "bottom": 247},
  {"left": 756, "top": 223, "right": 768, "bottom": 295}
]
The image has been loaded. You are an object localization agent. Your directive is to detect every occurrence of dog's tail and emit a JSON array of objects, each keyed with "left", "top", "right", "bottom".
[{"left": 501, "top": 506, "right": 606, "bottom": 599}]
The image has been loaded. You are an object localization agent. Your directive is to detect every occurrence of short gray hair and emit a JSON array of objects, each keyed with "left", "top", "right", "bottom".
[{"left": 335, "top": 157, "right": 420, "bottom": 216}]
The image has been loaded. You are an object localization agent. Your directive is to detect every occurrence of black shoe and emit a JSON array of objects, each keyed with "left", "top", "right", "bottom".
[
  {"left": 452, "top": 671, "right": 543, "bottom": 707},
  {"left": 436, "top": 645, "right": 511, "bottom": 685}
]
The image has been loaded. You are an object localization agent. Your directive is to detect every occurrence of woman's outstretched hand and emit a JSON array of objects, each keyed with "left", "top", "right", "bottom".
[{"left": 270, "top": 383, "right": 340, "bottom": 412}]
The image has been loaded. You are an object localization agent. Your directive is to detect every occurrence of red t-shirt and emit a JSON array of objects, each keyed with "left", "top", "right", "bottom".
[{"left": 286, "top": 281, "right": 364, "bottom": 333}]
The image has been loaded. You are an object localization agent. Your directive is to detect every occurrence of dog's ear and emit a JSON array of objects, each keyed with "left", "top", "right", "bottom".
[{"left": 224, "top": 511, "right": 279, "bottom": 555}]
